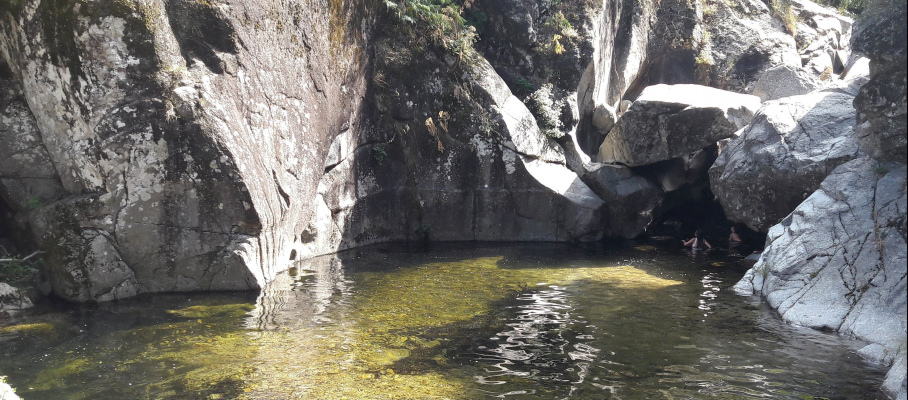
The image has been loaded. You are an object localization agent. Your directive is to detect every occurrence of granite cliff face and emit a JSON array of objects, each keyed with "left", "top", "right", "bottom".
[
  {"left": 1, "top": 0, "right": 375, "bottom": 301},
  {"left": 723, "top": 0, "right": 907, "bottom": 397}
]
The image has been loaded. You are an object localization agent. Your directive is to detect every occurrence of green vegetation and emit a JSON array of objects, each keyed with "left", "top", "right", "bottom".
[
  {"left": 536, "top": 11, "right": 577, "bottom": 56},
  {"left": 373, "top": 143, "right": 389, "bottom": 165},
  {"left": 26, "top": 197, "right": 43, "bottom": 210},
  {"left": 383, "top": 0, "right": 479, "bottom": 61},
  {"left": 515, "top": 77, "right": 535, "bottom": 95},
  {"left": 0, "top": 251, "right": 42, "bottom": 283},
  {"left": 695, "top": 32, "right": 715, "bottom": 84},
  {"left": 771, "top": 0, "right": 798, "bottom": 36}
]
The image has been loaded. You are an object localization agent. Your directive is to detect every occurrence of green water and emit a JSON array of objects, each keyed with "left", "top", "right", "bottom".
[{"left": 0, "top": 241, "right": 887, "bottom": 399}]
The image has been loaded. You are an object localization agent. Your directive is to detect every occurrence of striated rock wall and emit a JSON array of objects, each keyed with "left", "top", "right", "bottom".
[
  {"left": 734, "top": 158, "right": 906, "bottom": 399},
  {"left": 0, "top": 0, "right": 376, "bottom": 301},
  {"left": 727, "top": 0, "right": 907, "bottom": 397}
]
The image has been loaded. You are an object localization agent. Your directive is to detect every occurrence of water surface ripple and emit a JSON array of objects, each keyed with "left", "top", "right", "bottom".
[{"left": 0, "top": 241, "right": 887, "bottom": 399}]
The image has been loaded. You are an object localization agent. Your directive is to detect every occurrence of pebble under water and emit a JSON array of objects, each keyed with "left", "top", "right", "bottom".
[{"left": 0, "top": 240, "right": 889, "bottom": 399}]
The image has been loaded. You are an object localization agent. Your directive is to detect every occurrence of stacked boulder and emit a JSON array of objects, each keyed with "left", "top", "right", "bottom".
[
  {"left": 709, "top": 91, "right": 863, "bottom": 231},
  {"left": 598, "top": 84, "right": 760, "bottom": 167}
]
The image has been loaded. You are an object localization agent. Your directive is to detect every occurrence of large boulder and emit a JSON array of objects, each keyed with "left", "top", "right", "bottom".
[
  {"left": 751, "top": 64, "right": 823, "bottom": 101},
  {"left": 0, "top": 62, "right": 65, "bottom": 214},
  {"left": 697, "top": 0, "right": 801, "bottom": 91},
  {"left": 734, "top": 158, "right": 906, "bottom": 399},
  {"left": 598, "top": 84, "right": 760, "bottom": 167},
  {"left": 0, "top": 0, "right": 377, "bottom": 301},
  {"left": 581, "top": 164, "right": 663, "bottom": 238},
  {"left": 710, "top": 91, "right": 862, "bottom": 231},
  {"left": 0, "top": 282, "right": 33, "bottom": 316}
]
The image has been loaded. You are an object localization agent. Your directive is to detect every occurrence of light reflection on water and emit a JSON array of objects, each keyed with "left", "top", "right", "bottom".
[{"left": 0, "top": 241, "right": 889, "bottom": 399}]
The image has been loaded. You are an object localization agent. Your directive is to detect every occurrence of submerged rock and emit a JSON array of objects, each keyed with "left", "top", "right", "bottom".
[
  {"left": 598, "top": 84, "right": 760, "bottom": 167},
  {"left": 734, "top": 158, "right": 906, "bottom": 399},
  {"left": 710, "top": 91, "right": 862, "bottom": 231}
]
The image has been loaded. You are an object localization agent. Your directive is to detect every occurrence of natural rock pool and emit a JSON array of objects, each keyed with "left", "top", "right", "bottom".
[{"left": 0, "top": 241, "right": 888, "bottom": 399}]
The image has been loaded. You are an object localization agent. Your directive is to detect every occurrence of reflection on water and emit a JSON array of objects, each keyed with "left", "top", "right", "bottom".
[{"left": 0, "top": 242, "right": 888, "bottom": 399}]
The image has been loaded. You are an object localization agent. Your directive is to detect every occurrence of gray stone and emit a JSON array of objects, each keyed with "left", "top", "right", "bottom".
[
  {"left": 598, "top": 84, "right": 760, "bottom": 167},
  {"left": 286, "top": 41, "right": 609, "bottom": 261},
  {"left": 581, "top": 164, "right": 663, "bottom": 238},
  {"left": 647, "top": 146, "right": 718, "bottom": 192},
  {"left": 751, "top": 64, "right": 823, "bottom": 101},
  {"left": 806, "top": 51, "right": 834, "bottom": 75},
  {"left": 0, "top": 282, "right": 33, "bottom": 315},
  {"left": 700, "top": 0, "right": 801, "bottom": 90},
  {"left": 0, "top": 62, "right": 65, "bottom": 212},
  {"left": 591, "top": 103, "right": 616, "bottom": 134},
  {"left": 734, "top": 158, "right": 906, "bottom": 400},
  {"left": 710, "top": 92, "right": 862, "bottom": 231}
]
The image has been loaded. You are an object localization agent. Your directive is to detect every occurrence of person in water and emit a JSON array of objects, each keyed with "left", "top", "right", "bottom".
[
  {"left": 682, "top": 230, "right": 712, "bottom": 250},
  {"left": 728, "top": 226, "right": 742, "bottom": 244}
]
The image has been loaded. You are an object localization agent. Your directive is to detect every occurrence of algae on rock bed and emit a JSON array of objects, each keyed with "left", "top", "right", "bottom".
[{"left": 1, "top": 253, "right": 682, "bottom": 400}]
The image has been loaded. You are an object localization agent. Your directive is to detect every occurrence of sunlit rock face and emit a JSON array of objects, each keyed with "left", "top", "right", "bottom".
[
  {"left": 732, "top": 2, "right": 908, "bottom": 398},
  {"left": 734, "top": 158, "right": 907, "bottom": 399},
  {"left": 751, "top": 64, "right": 823, "bottom": 101},
  {"left": 0, "top": 0, "right": 375, "bottom": 301},
  {"left": 0, "top": 379, "right": 20, "bottom": 400},
  {"left": 598, "top": 84, "right": 760, "bottom": 167},
  {"left": 710, "top": 91, "right": 862, "bottom": 232}
]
